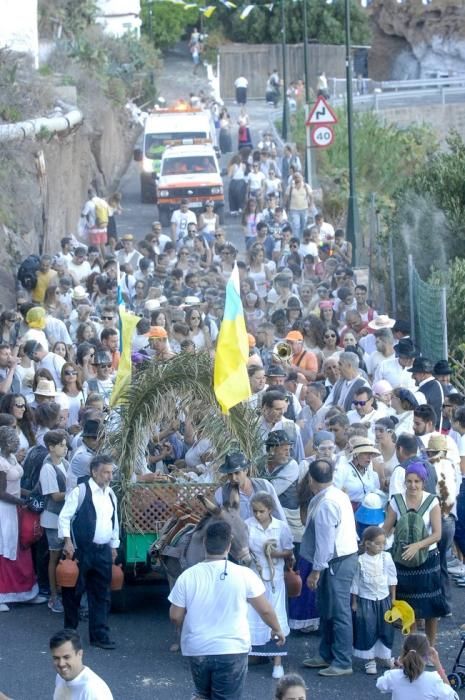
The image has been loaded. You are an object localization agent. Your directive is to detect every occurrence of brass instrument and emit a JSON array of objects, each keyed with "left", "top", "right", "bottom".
[{"left": 272, "top": 341, "right": 292, "bottom": 365}]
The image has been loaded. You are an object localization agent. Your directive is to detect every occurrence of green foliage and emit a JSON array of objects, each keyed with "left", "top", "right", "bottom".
[
  {"left": 410, "top": 131, "right": 465, "bottom": 260},
  {"left": 443, "top": 258, "right": 465, "bottom": 352},
  {"left": 140, "top": 0, "right": 198, "bottom": 49},
  {"left": 214, "top": 0, "right": 370, "bottom": 45},
  {"left": 39, "top": 0, "right": 98, "bottom": 39}
]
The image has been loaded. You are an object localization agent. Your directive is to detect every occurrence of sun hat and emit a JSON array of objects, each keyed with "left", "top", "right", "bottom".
[
  {"left": 427, "top": 434, "right": 448, "bottom": 452},
  {"left": 147, "top": 326, "right": 168, "bottom": 339},
  {"left": 34, "top": 379, "right": 57, "bottom": 397},
  {"left": 349, "top": 436, "right": 381, "bottom": 457},
  {"left": 121, "top": 233, "right": 134, "bottom": 241},
  {"left": 26, "top": 307, "right": 46, "bottom": 330},
  {"left": 285, "top": 330, "right": 303, "bottom": 342},
  {"left": 144, "top": 299, "right": 161, "bottom": 311},
  {"left": 72, "top": 286, "right": 88, "bottom": 301},
  {"left": 218, "top": 452, "right": 250, "bottom": 474},
  {"left": 355, "top": 492, "right": 386, "bottom": 525},
  {"left": 319, "top": 300, "right": 334, "bottom": 310},
  {"left": 367, "top": 315, "right": 395, "bottom": 330}
]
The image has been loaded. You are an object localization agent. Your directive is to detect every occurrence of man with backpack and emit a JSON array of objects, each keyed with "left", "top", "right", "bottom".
[{"left": 59, "top": 454, "right": 119, "bottom": 650}]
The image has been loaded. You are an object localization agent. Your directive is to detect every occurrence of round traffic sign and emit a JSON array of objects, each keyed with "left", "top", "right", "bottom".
[{"left": 311, "top": 125, "right": 334, "bottom": 148}]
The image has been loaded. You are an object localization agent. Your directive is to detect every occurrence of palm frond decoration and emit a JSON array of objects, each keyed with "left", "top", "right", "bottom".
[{"left": 105, "top": 351, "right": 263, "bottom": 481}]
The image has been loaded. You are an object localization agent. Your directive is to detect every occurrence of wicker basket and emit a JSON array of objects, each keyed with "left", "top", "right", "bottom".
[{"left": 125, "top": 482, "right": 217, "bottom": 534}]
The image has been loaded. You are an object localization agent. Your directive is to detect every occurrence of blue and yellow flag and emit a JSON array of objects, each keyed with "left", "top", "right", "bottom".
[
  {"left": 214, "top": 263, "right": 251, "bottom": 413},
  {"left": 110, "top": 308, "right": 140, "bottom": 407}
]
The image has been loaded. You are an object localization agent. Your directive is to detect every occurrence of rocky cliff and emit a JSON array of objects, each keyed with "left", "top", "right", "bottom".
[{"left": 369, "top": 1, "right": 465, "bottom": 79}]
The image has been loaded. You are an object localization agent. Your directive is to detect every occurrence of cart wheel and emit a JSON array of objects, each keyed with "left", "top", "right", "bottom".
[
  {"left": 448, "top": 673, "right": 461, "bottom": 689},
  {"left": 458, "top": 671, "right": 465, "bottom": 687}
]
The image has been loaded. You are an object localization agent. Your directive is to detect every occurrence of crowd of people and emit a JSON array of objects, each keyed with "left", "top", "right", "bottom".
[{"left": 0, "top": 107, "right": 463, "bottom": 700}]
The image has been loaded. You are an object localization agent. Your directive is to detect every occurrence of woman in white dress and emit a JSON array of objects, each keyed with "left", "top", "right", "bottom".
[{"left": 246, "top": 492, "right": 293, "bottom": 679}]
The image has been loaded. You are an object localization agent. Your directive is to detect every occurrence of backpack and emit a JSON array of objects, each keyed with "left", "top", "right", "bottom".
[
  {"left": 391, "top": 493, "right": 435, "bottom": 568},
  {"left": 17, "top": 255, "right": 40, "bottom": 290},
  {"left": 21, "top": 445, "right": 48, "bottom": 491},
  {"left": 94, "top": 198, "right": 109, "bottom": 227}
]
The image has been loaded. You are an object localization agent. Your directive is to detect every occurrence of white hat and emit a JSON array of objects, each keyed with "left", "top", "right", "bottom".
[
  {"left": 72, "top": 285, "right": 88, "bottom": 301},
  {"left": 372, "top": 379, "right": 393, "bottom": 396},
  {"left": 34, "top": 379, "right": 57, "bottom": 397},
  {"left": 368, "top": 315, "right": 395, "bottom": 330},
  {"left": 144, "top": 299, "right": 160, "bottom": 311}
]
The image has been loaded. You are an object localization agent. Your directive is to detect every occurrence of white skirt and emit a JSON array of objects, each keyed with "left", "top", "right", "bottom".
[
  {"left": 0, "top": 500, "right": 18, "bottom": 561},
  {"left": 248, "top": 574, "right": 290, "bottom": 646}
]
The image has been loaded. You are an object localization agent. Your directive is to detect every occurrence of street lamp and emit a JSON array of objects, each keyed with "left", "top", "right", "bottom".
[
  {"left": 281, "top": 0, "right": 289, "bottom": 140},
  {"left": 344, "top": 0, "right": 360, "bottom": 266}
]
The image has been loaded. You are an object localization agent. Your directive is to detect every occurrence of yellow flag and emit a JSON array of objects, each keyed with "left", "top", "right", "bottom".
[
  {"left": 203, "top": 5, "right": 216, "bottom": 17},
  {"left": 110, "top": 308, "right": 140, "bottom": 407},
  {"left": 213, "top": 264, "right": 251, "bottom": 413}
]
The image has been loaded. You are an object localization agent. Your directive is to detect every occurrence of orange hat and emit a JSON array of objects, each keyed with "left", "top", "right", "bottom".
[
  {"left": 247, "top": 333, "right": 256, "bottom": 348},
  {"left": 147, "top": 325, "right": 168, "bottom": 339},
  {"left": 285, "top": 330, "right": 303, "bottom": 342}
]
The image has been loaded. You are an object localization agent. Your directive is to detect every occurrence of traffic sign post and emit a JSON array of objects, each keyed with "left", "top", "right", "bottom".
[
  {"left": 306, "top": 95, "right": 338, "bottom": 127},
  {"left": 311, "top": 125, "right": 334, "bottom": 148}
]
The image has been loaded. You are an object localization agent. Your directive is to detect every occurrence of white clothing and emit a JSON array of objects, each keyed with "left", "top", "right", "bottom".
[
  {"left": 394, "top": 411, "right": 414, "bottom": 436},
  {"left": 299, "top": 241, "right": 319, "bottom": 258},
  {"left": 54, "top": 666, "right": 113, "bottom": 700},
  {"left": 168, "top": 560, "right": 265, "bottom": 656},
  {"left": 46, "top": 317, "right": 72, "bottom": 346},
  {"left": 375, "top": 356, "right": 416, "bottom": 390},
  {"left": 171, "top": 210, "right": 197, "bottom": 240},
  {"left": 58, "top": 478, "right": 120, "bottom": 548},
  {"left": 247, "top": 170, "right": 266, "bottom": 191},
  {"left": 39, "top": 460, "right": 67, "bottom": 529},
  {"left": 67, "top": 260, "right": 92, "bottom": 283},
  {"left": 390, "top": 491, "right": 439, "bottom": 551},
  {"left": 235, "top": 77, "right": 248, "bottom": 88},
  {"left": 351, "top": 551, "right": 397, "bottom": 600},
  {"left": 37, "top": 351, "right": 66, "bottom": 390},
  {"left": 61, "top": 391, "right": 85, "bottom": 427},
  {"left": 246, "top": 516, "right": 292, "bottom": 646},
  {"left": 367, "top": 351, "right": 395, "bottom": 379},
  {"left": 333, "top": 461, "right": 380, "bottom": 503},
  {"left": 376, "top": 668, "right": 458, "bottom": 700},
  {"left": 0, "top": 455, "right": 22, "bottom": 560}
]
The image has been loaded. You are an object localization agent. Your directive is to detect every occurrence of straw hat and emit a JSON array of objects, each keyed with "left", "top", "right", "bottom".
[
  {"left": 34, "top": 379, "right": 57, "bottom": 397},
  {"left": 349, "top": 436, "right": 381, "bottom": 457},
  {"left": 367, "top": 315, "right": 395, "bottom": 330}
]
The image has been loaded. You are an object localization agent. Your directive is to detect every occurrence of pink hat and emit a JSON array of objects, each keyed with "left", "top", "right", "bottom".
[
  {"left": 319, "top": 300, "right": 334, "bottom": 310},
  {"left": 372, "top": 380, "right": 393, "bottom": 396}
]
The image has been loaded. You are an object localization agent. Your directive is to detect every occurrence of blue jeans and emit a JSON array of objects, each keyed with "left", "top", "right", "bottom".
[
  {"left": 438, "top": 514, "right": 456, "bottom": 615},
  {"left": 318, "top": 553, "right": 358, "bottom": 670},
  {"left": 189, "top": 653, "right": 248, "bottom": 699},
  {"left": 289, "top": 209, "right": 309, "bottom": 238}
]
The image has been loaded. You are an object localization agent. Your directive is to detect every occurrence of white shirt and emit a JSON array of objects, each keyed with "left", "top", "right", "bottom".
[
  {"left": 168, "top": 560, "right": 265, "bottom": 656},
  {"left": 67, "top": 261, "right": 92, "bottom": 283},
  {"left": 376, "top": 668, "right": 458, "bottom": 700},
  {"left": 58, "top": 478, "right": 120, "bottom": 548},
  {"left": 390, "top": 491, "right": 438, "bottom": 551},
  {"left": 374, "top": 356, "right": 416, "bottom": 390},
  {"left": 39, "top": 460, "right": 68, "bottom": 529},
  {"left": 54, "top": 666, "right": 113, "bottom": 700},
  {"left": 235, "top": 77, "right": 248, "bottom": 88},
  {"left": 351, "top": 551, "right": 397, "bottom": 601},
  {"left": 171, "top": 210, "right": 197, "bottom": 240},
  {"left": 333, "top": 461, "right": 380, "bottom": 503},
  {"left": 38, "top": 351, "right": 66, "bottom": 390}
]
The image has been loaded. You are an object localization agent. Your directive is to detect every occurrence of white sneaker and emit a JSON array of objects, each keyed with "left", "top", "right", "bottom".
[
  {"left": 448, "top": 563, "right": 465, "bottom": 575},
  {"left": 272, "top": 665, "right": 284, "bottom": 679},
  {"left": 0, "top": 603, "right": 10, "bottom": 612},
  {"left": 26, "top": 595, "right": 47, "bottom": 605},
  {"left": 365, "top": 660, "right": 377, "bottom": 675}
]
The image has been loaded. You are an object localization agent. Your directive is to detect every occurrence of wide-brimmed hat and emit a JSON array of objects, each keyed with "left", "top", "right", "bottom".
[
  {"left": 144, "top": 299, "right": 161, "bottom": 311},
  {"left": 394, "top": 338, "right": 417, "bottom": 358},
  {"left": 434, "top": 360, "right": 453, "bottom": 376},
  {"left": 121, "top": 233, "right": 134, "bottom": 241},
  {"left": 265, "top": 365, "right": 286, "bottom": 377},
  {"left": 34, "top": 379, "right": 57, "bottom": 397},
  {"left": 355, "top": 492, "right": 386, "bottom": 525},
  {"left": 72, "top": 286, "right": 88, "bottom": 301},
  {"left": 218, "top": 452, "right": 250, "bottom": 474},
  {"left": 368, "top": 315, "right": 395, "bottom": 330},
  {"left": 350, "top": 436, "right": 381, "bottom": 457},
  {"left": 265, "top": 429, "right": 294, "bottom": 447},
  {"left": 407, "top": 357, "right": 433, "bottom": 374},
  {"left": 427, "top": 434, "right": 448, "bottom": 452}
]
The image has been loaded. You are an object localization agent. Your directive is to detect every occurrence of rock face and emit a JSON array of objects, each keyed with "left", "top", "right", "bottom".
[
  {"left": 370, "top": 1, "right": 465, "bottom": 79},
  {"left": 0, "top": 97, "right": 139, "bottom": 307}
]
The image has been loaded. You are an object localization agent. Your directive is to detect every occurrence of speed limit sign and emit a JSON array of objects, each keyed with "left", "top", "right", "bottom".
[{"left": 311, "top": 125, "right": 334, "bottom": 148}]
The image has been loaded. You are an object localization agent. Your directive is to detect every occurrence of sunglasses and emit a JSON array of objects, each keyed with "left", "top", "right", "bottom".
[
  {"left": 353, "top": 399, "right": 370, "bottom": 407},
  {"left": 324, "top": 333, "right": 336, "bottom": 339},
  {"left": 64, "top": 370, "right": 78, "bottom": 376},
  {"left": 102, "top": 316, "right": 114, "bottom": 321},
  {"left": 214, "top": 234, "right": 223, "bottom": 238},
  {"left": 14, "top": 403, "right": 26, "bottom": 409},
  {"left": 94, "top": 363, "right": 111, "bottom": 369}
]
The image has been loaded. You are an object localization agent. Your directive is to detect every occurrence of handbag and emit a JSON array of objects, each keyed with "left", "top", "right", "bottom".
[
  {"left": 18, "top": 507, "right": 43, "bottom": 549},
  {"left": 284, "top": 566, "right": 302, "bottom": 598},
  {"left": 26, "top": 492, "right": 45, "bottom": 513}
]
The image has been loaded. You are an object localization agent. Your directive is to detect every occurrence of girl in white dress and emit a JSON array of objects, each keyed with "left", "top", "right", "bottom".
[{"left": 246, "top": 492, "right": 293, "bottom": 679}]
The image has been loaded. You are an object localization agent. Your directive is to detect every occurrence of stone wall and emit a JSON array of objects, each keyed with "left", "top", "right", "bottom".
[{"left": 380, "top": 102, "right": 465, "bottom": 142}]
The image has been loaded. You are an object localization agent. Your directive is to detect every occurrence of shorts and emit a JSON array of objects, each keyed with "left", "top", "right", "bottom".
[
  {"left": 88, "top": 227, "right": 108, "bottom": 245},
  {"left": 45, "top": 527, "right": 64, "bottom": 551}
]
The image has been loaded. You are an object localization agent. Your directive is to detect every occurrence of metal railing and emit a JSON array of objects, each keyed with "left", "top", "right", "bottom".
[
  {"left": 329, "top": 75, "right": 465, "bottom": 98},
  {"left": 331, "top": 85, "right": 465, "bottom": 111}
]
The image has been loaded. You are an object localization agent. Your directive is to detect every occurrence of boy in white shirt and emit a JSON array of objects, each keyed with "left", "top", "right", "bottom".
[{"left": 50, "top": 630, "right": 113, "bottom": 700}]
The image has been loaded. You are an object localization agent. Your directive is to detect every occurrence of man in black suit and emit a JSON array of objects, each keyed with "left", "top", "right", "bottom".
[{"left": 408, "top": 357, "right": 444, "bottom": 430}]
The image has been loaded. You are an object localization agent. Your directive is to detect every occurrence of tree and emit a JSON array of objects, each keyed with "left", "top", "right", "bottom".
[{"left": 140, "top": 0, "right": 198, "bottom": 49}]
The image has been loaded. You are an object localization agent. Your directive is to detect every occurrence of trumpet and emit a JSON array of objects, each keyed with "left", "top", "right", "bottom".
[{"left": 272, "top": 341, "right": 292, "bottom": 364}]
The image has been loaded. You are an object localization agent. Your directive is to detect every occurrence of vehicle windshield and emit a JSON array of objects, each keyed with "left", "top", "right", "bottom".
[
  {"left": 161, "top": 156, "right": 217, "bottom": 176},
  {"left": 145, "top": 132, "right": 208, "bottom": 158}
]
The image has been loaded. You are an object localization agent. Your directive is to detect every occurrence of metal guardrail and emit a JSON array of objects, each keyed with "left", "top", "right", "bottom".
[
  {"left": 329, "top": 76, "right": 465, "bottom": 100},
  {"left": 331, "top": 85, "right": 465, "bottom": 111}
]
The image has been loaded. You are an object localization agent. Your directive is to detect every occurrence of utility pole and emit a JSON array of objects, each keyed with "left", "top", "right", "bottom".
[
  {"left": 281, "top": 0, "right": 289, "bottom": 140},
  {"left": 344, "top": 0, "right": 360, "bottom": 266},
  {"left": 303, "top": 0, "right": 312, "bottom": 185}
]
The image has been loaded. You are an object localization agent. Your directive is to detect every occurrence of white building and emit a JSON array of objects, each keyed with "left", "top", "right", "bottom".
[
  {"left": 0, "top": 0, "right": 39, "bottom": 68},
  {"left": 96, "top": 0, "right": 142, "bottom": 37}
]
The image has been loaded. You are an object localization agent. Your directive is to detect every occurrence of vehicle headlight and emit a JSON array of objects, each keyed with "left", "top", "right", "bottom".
[
  {"left": 210, "top": 186, "right": 223, "bottom": 195},
  {"left": 143, "top": 158, "right": 154, "bottom": 173},
  {"left": 158, "top": 190, "right": 169, "bottom": 197}
]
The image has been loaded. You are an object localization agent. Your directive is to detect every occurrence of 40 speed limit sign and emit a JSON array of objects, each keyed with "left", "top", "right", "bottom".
[{"left": 311, "top": 125, "right": 334, "bottom": 148}]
